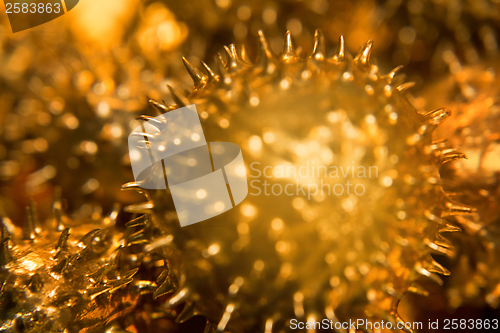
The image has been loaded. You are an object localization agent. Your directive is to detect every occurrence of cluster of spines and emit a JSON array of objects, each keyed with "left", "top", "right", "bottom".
[
  {"left": 428, "top": 58, "right": 500, "bottom": 308},
  {"left": 0, "top": 191, "right": 173, "bottom": 332},
  {"left": 120, "top": 30, "right": 477, "bottom": 333}
]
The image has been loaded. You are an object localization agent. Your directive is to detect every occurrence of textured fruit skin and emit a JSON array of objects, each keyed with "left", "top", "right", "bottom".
[
  {"left": 125, "top": 31, "right": 468, "bottom": 332},
  {"left": 0, "top": 196, "right": 160, "bottom": 333},
  {"left": 423, "top": 61, "right": 500, "bottom": 309}
]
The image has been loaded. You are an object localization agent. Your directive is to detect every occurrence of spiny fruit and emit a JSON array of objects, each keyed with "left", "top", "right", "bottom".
[
  {"left": 0, "top": 191, "right": 162, "bottom": 333},
  {"left": 423, "top": 59, "right": 500, "bottom": 309},
  {"left": 124, "top": 31, "right": 472, "bottom": 332}
]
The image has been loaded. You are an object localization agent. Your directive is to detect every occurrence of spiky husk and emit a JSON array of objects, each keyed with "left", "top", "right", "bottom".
[
  {"left": 423, "top": 60, "right": 500, "bottom": 309},
  {"left": 0, "top": 192, "right": 165, "bottom": 333},
  {"left": 125, "top": 31, "right": 471, "bottom": 332}
]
